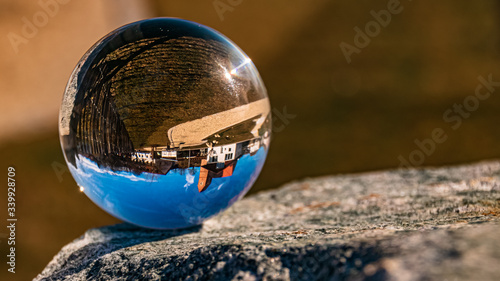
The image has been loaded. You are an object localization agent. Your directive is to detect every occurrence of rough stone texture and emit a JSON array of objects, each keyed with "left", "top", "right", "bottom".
[{"left": 35, "top": 161, "right": 500, "bottom": 281}]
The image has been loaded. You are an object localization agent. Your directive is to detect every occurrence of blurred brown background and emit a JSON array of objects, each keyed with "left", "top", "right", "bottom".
[{"left": 1, "top": 0, "right": 500, "bottom": 280}]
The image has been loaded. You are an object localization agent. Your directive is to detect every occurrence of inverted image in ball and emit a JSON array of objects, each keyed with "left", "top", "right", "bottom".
[{"left": 59, "top": 18, "right": 271, "bottom": 229}]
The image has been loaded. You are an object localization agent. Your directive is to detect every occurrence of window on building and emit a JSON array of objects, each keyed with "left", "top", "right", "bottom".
[{"left": 225, "top": 153, "right": 233, "bottom": 160}]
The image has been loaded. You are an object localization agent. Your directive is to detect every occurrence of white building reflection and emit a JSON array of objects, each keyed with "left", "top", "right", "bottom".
[{"left": 129, "top": 133, "right": 270, "bottom": 192}]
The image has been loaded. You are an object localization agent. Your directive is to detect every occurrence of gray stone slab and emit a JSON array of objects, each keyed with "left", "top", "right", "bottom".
[{"left": 35, "top": 161, "right": 500, "bottom": 280}]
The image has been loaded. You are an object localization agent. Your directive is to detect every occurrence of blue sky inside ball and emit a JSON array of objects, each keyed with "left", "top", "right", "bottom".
[{"left": 69, "top": 147, "right": 267, "bottom": 229}]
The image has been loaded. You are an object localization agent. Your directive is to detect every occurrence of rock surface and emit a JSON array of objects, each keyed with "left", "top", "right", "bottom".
[{"left": 35, "top": 161, "right": 500, "bottom": 281}]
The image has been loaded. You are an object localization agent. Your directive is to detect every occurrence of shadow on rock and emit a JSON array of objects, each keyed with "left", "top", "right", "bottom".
[
  {"left": 265, "top": 243, "right": 387, "bottom": 281},
  {"left": 51, "top": 223, "right": 202, "bottom": 280}
]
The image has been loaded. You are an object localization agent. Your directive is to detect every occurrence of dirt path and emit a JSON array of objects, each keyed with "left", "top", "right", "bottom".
[{"left": 167, "top": 98, "right": 270, "bottom": 148}]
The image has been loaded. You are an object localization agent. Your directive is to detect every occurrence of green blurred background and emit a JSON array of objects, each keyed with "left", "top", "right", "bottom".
[{"left": 2, "top": 0, "right": 500, "bottom": 280}]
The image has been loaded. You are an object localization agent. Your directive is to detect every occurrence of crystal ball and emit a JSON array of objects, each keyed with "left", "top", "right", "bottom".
[{"left": 59, "top": 18, "right": 271, "bottom": 229}]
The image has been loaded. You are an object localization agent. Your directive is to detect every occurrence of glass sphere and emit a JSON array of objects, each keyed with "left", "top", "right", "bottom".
[{"left": 59, "top": 18, "right": 271, "bottom": 229}]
